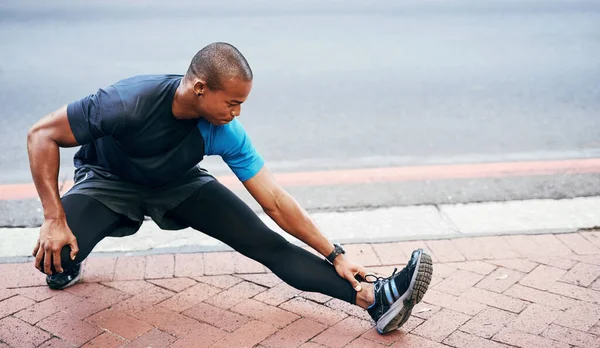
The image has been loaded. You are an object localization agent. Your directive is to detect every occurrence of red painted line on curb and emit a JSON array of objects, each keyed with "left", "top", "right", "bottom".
[{"left": 2, "top": 158, "right": 600, "bottom": 201}]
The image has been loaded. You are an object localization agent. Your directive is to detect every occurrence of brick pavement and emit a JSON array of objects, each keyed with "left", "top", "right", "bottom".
[{"left": 0, "top": 231, "right": 599, "bottom": 347}]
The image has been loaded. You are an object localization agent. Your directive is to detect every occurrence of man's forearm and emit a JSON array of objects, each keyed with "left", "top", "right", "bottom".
[
  {"left": 264, "top": 191, "right": 334, "bottom": 258},
  {"left": 27, "top": 128, "right": 65, "bottom": 219}
]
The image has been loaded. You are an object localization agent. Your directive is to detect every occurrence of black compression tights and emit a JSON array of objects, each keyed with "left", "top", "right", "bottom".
[
  {"left": 50, "top": 181, "right": 356, "bottom": 305},
  {"left": 166, "top": 180, "right": 357, "bottom": 304}
]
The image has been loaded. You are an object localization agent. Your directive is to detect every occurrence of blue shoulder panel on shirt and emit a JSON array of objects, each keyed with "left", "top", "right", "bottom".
[{"left": 197, "top": 118, "right": 265, "bottom": 182}]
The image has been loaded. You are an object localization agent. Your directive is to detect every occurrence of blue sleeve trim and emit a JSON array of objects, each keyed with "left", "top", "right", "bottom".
[{"left": 197, "top": 118, "right": 265, "bottom": 182}]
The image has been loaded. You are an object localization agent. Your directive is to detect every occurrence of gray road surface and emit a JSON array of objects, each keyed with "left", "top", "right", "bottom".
[{"left": 1, "top": 0, "right": 599, "bottom": 226}]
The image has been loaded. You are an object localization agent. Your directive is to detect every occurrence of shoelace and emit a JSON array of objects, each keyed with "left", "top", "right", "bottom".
[{"left": 357, "top": 267, "right": 398, "bottom": 284}]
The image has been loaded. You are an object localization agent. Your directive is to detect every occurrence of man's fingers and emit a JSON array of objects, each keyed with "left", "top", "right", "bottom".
[
  {"left": 351, "top": 266, "right": 367, "bottom": 283},
  {"left": 32, "top": 240, "right": 40, "bottom": 257},
  {"left": 34, "top": 246, "right": 44, "bottom": 271},
  {"left": 69, "top": 238, "right": 79, "bottom": 261},
  {"left": 53, "top": 249, "right": 63, "bottom": 273},
  {"left": 43, "top": 247, "right": 52, "bottom": 275},
  {"left": 346, "top": 272, "right": 362, "bottom": 292},
  {"left": 358, "top": 266, "right": 367, "bottom": 279}
]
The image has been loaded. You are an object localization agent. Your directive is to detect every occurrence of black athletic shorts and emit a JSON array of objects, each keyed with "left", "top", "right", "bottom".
[{"left": 62, "top": 164, "right": 216, "bottom": 237}]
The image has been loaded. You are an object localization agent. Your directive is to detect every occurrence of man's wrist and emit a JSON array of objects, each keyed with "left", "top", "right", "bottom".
[
  {"left": 326, "top": 243, "right": 346, "bottom": 264},
  {"left": 43, "top": 204, "right": 66, "bottom": 220},
  {"left": 332, "top": 253, "right": 346, "bottom": 266},
  {"left": 44, "top": 214, "right": 66, "bottom": 220}
]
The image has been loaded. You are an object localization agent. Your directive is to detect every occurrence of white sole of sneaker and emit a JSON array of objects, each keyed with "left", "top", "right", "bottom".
[
  {"left": 61, "top": 271, "right": 82, "bottom": 289},
  {"left": 376, "top": 251, "right": 433, "bottom": 334}
]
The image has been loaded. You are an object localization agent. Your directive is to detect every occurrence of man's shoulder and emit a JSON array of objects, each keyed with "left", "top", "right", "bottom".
[
  {"left": 108, "top": 74, "right": 182, "bottom": 117},
  {"left": 115, "top": 74, "right": 182, "bottom": 85},
  {"left": 112, "top": 74, "right": 182, "bottom": 96}
]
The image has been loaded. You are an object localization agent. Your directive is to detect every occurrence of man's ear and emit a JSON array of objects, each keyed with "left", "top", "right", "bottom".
[{"left": 193, "top": 79, "right": 207, "bottom": 96}]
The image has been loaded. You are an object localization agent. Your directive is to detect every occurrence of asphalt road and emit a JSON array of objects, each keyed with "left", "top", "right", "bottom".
[{"left": 1, "top": 0, "right": 599, "bottom": 226}]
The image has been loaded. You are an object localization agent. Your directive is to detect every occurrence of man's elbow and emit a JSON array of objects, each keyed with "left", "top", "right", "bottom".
[
  {"left": 27, "top": 123, "right": 43, "bottom": 148},
  {"left": 262, "top": 191, "right": 287, "bottom": 216},
  {"left": 27, "top": 117, "right": 53, "bottom": 144},
  {"left": 27, "top": 108, "right": 78, "bottom": 149}
]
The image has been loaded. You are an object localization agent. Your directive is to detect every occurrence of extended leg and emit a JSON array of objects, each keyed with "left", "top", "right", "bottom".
[{"left": 165, "top": 180, "right": 357, "bottom": 304}]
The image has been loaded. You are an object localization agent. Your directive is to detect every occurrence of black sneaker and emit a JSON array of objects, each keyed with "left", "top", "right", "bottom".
[
  {"left": 46, "top": 263, "right": 83, "bottom": 290},
  {"left": 365, "top": 249, "right": 433, "bottom": 334}
]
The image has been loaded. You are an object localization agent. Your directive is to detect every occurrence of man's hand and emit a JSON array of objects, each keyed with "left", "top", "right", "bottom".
[
  {"left": 33, "top": 218, "right": 79, "bottom": 275},
  {"left": 333, "top": 255, "right": 367, "bottom": 292}
]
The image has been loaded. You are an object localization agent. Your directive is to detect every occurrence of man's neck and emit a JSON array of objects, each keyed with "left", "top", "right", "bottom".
[{"left": 171, "top": 81, "right": 193, "bottom": 119}]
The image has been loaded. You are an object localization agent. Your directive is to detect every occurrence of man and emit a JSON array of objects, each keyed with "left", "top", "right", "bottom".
[{"left": 27, "top": 42, "right": 432, "bottom": 334}]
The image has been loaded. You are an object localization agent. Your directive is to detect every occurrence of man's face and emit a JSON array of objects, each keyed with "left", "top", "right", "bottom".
[{"left": 196, "top": 78, "right": 252, "bottom": 125}]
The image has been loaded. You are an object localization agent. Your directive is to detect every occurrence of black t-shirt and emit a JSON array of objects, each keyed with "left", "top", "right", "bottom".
[{"left": 67, "top": 74, "right": 205, "bottom": 186}]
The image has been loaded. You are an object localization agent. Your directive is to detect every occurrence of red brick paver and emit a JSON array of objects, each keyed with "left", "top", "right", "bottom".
[
  {"left": 0, "top": 232, "right": 599, "bottom": 347},
  {"left": 86, "top": 309, "right": 153, "bottom": 340},
  {"left": 145, "top": 255, "right": 175, "bottom": 279},
  {"left": 82, "top": 332, "right": 126, "bottom": 348},
  {"left": 37, "top": 311, "right": 103, "bottom": 346},
  {"left": 0, "top": 316, "right": 51, "bottom": 348},
  {"left": 82, "top": 257, "right": 117, "bottom": 283},
  {"left": 113, "top": 256, "right": 146, "bottom": 281}
]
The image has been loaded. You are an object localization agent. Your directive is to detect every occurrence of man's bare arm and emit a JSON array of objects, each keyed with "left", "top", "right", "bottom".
[
  {"left": 27, "top": 105, "right": 78, "bottom": 219},
  {"left": 27, "top": 105, "right": 80, "bottom": 274},
  {"left": 243, "top": 166, "right": 366, "bottom": 291}
]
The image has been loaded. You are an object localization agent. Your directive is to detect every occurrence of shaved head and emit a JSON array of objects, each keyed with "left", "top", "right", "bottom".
[{"left": 186, "top": 42, "right": 253, "bottom": 90}]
